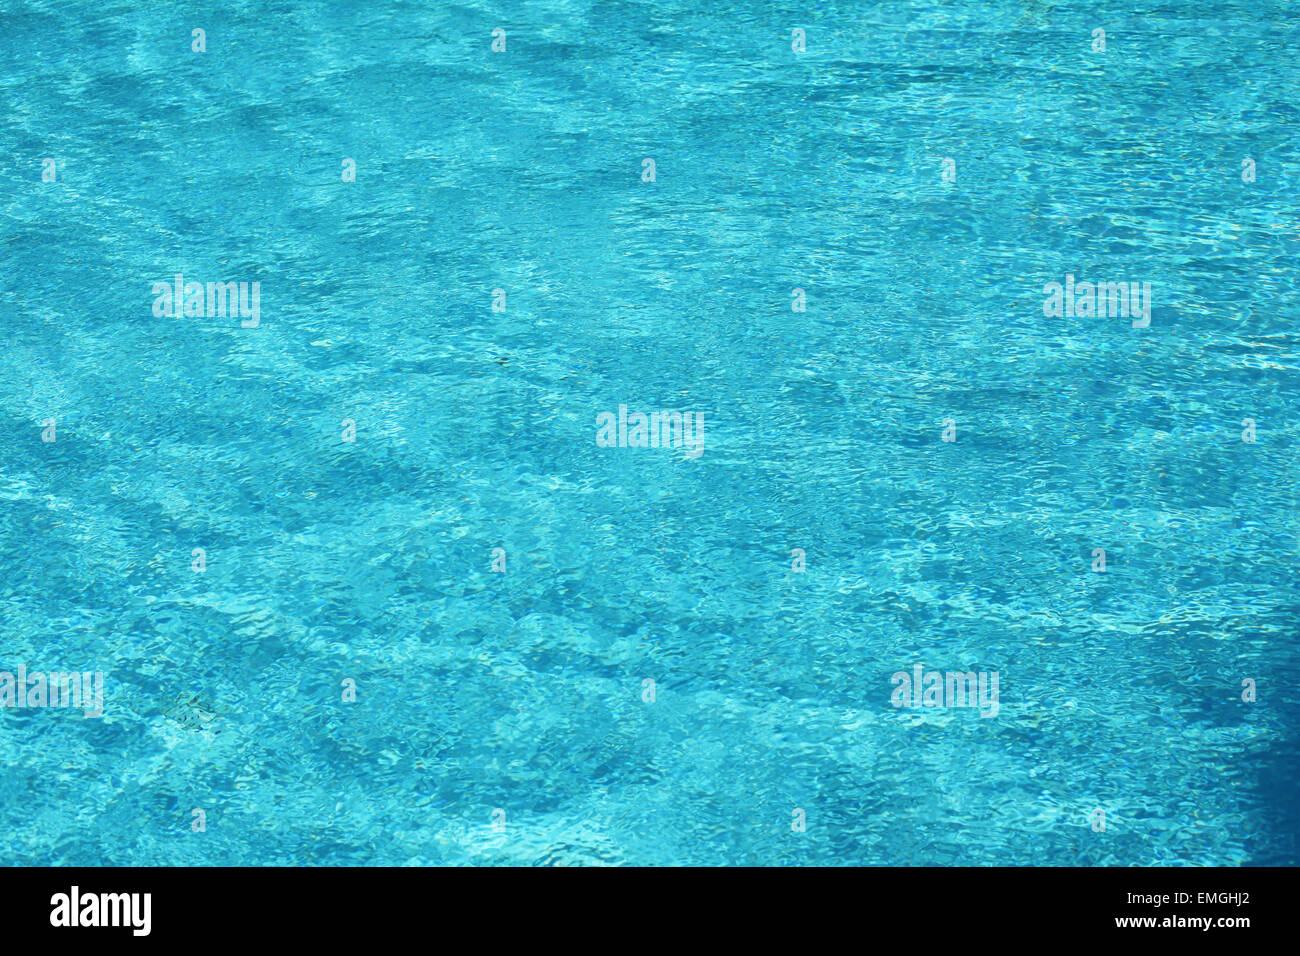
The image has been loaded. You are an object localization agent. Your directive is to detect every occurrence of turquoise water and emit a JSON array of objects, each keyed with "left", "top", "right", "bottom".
[{"left": 1, "top": 0, "right": 1297, "bottom": 866}]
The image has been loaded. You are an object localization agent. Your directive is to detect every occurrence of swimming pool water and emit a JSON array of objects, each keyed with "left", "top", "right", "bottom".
[{"left": 1, "top": 0, "right": 1297, "bottom": 866}]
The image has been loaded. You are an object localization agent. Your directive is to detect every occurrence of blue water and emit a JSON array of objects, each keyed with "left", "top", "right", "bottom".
[{"left": 1, "top": 0, "right": 1297, "bottom": 866}]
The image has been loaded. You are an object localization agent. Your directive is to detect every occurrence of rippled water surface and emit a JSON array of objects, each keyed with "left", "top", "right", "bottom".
[{"left": 1, "top": 0, "right": 1297, "bottom": 865}]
